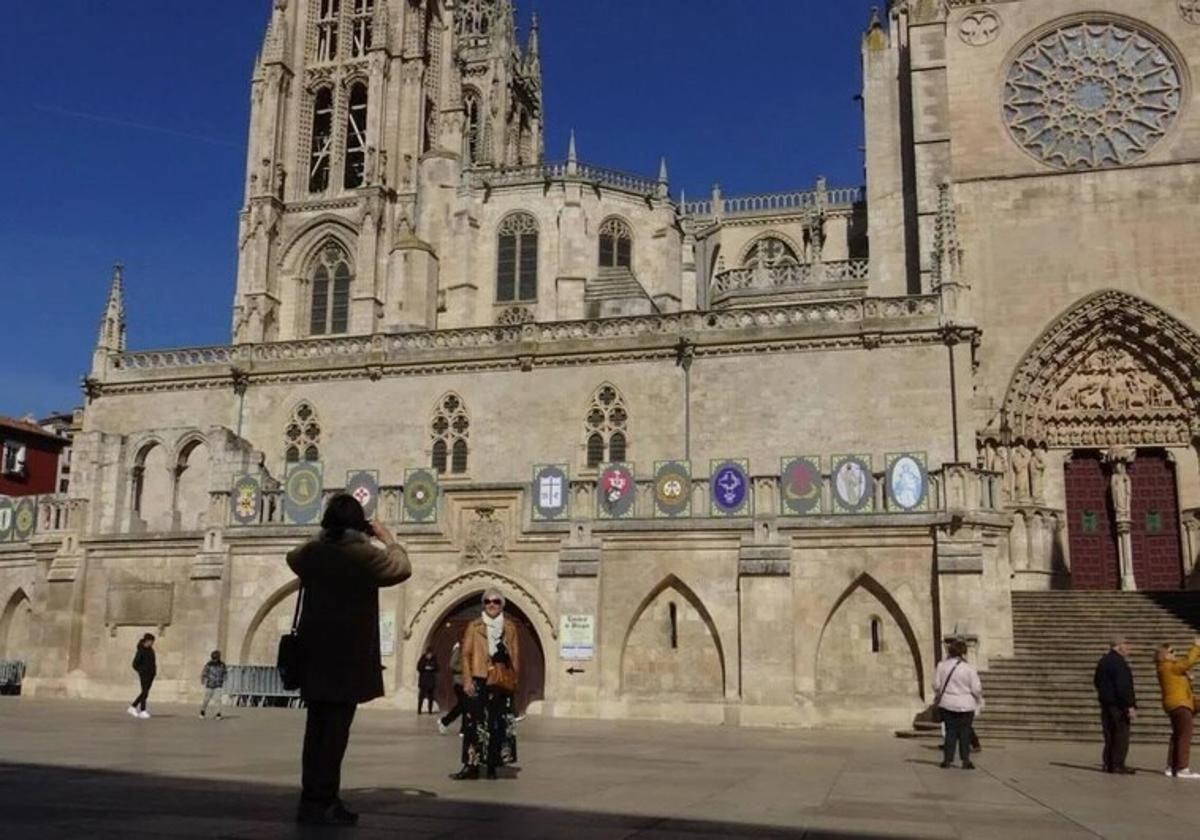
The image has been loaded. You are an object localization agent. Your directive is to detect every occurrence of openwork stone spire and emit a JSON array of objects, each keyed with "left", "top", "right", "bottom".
[
  {"left": 97, "top": 263, "right": 127, "bottom": 354},
  {"left": 931, "top": 182, "right": 962, "bottom": 287}
]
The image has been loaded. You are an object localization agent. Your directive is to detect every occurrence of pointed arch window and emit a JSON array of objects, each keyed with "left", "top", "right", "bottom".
[
  {"left": 350, "top": 0, "right": 375, "bottom": 57},
  {"left": 285, "top": 401, "right": 322, "bottom": 463},
  {"left": 316, "top": 0, "right": 341, "bottom": 62},
  {"left": 463, "top": 89, "right": 483, "bottom": 165},
  {"left": 343, "top": 82, "right": 369, "bottom": 189},
  {"left": 743, "top": 236, "right": 798, "bottom": 270},
  {"left": 309, "top": 87, "right": 335, "bottom": 193},
  {"left": 584, "top": 385, "right": 629, "bottom": 468},
  {"left": 431, "top": 393, "right": 470, "bottom": 475},
  {"left": 599, "top": 217, "right": 633, "bottom": 269},
  {"left": 456, "top": 0, "right": 493, "bottom": 38},
  {"left": 497, "top": 212, "right": 538, "bottom": 302},
  {"left": 309, "top": 243, "right": 352, "bottom": 336}
]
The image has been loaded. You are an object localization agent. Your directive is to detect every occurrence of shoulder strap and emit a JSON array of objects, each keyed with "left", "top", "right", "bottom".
[
  {"left": 290, "top": 586, "right": 305, "bottom": 634},
  {"left": 934, "top": 660, "right": 962, "bottom": 705}
]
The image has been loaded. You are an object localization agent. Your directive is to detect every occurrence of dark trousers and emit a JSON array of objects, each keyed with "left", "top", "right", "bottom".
[
  {"left": 418, "top": 687, "right": 436, "bottom": 714},
  {"left": 301, "top": 701, "right": 357, "bottom": 806},
  {"left": 1100, "top": 704, "right": 1132, "bottom": 771},
  {"left": 132, "top": 674, "right": 154, "bottom": 711},
  {"left": 1168, "top": 707, "right": 1194, "bottom": 774},
  {"left": 942, "top": 710, "right": 975, "bottom": 765},
  {"left": 441, "top": 685, "right": 466, "bottom": 727}
]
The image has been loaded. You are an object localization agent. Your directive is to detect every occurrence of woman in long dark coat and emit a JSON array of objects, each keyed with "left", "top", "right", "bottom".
[
  {"left": 286, "top": 494, "right": 411, "bottom": 826},
  {"left": 416, "top": 647, "right": 439, "bottom": 714}
]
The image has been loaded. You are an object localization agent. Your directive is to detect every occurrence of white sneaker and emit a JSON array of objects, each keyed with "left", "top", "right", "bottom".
[
  {"left": 127, "top": 706, "right": 140, "bottom": 718},
  {"left": 1176, "top": 769, "right": 1200, "bottom": 779},
  {"left": 138, "top": 710, "right": 151, "bottom": 719},
  {"left": 437, "top": 720, "right": 448, "bottom": 735}
]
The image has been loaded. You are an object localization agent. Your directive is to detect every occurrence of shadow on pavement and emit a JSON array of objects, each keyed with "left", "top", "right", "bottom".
[{"left": 0, "top": 760, "right": 923, "bottom": 840}]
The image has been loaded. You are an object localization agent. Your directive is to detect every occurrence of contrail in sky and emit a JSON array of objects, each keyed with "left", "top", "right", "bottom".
[{"left": 35, "top": 105, "right": 240, "bottom": 149}]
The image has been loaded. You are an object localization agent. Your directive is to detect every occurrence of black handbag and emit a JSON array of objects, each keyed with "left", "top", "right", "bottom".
[{"left": 276, "top": 587, "right": 306, "bottom": 691}]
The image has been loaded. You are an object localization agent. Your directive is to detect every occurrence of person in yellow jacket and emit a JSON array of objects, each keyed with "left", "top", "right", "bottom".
[{"left": 1156, "top": 639, "right": 1200, "bottom": 779}]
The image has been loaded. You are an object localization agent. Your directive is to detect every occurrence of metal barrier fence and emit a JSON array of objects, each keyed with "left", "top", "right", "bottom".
[
  {"left": 0, "top": 660, "right": 25, "bottom": 695},
  {"left": 224, "top": 665, "right": 303, "bottom": 708}
]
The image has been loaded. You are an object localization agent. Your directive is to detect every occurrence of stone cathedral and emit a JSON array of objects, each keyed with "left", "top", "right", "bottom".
[{"left": 2, "top": 0, "right": 1199, "bottom": 730}]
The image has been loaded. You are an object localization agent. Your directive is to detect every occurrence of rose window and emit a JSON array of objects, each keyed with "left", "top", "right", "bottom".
[{"left": 1003, "top": 20, "right": 1182, "bottom": 170}]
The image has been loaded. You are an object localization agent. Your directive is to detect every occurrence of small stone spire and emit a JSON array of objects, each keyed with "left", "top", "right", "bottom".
[
  {"left": 526, "top": 11, "right": 540, "bottom": 73},
  {"left": 97, "top": 263, "right": 127, "bottom": 353},
  {"left": 863, "top": 6, "right": 887, "bottom": 51},
  {"left": 657, "top": 157, "right": 669, "bottom": 198},
  {"left": 567, "top": 129, "right": 578, "bottom": 174},
  {"left": 932, "top": 181, "right": 962, "bottom": 287}
]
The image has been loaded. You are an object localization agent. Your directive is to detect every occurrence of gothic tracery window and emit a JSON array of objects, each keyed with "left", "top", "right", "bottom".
[
  {"left": 431, "top": 394, "right": 470, "bottom": 474},
  {"left": 343, "top": 82, "right": 369, "bottom": 189},
  {"left": 285, "top": 401, "right": 322, "bottom": 463},
  {"left": 316, "top": 0, "right": 341, "bottom": 62},
  {"left": 585, "top": 385, "right": 629, "bottom": 468},
  {"left": 350, "top": 0, "right": 375, "bottom": 57},
  {"left": 1003, "top": 20, "right": 1182, "bottom": 170},
  {"left": 496, "top": 212, "right": 538, "bottom": 302},
  {"left": 599, "top": 217, "right": 633, "bottom": 269},
  {"left": 455, "top": 0, "right": 492, "bottom": 39},
  {"left": 463, "top": 89, "right": 483, "bottom": 165},
  {"left": 309, "top": 87, "right": 335, "bottom": 193},
  {"left": 309, "top": 243, "right": 352, "bottom": 336},
  {"left": 742, "top": 236, "right": 799, "bottom": 270}
]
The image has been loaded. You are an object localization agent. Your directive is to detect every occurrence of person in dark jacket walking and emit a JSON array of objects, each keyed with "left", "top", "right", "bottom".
[
  {"left": 199, "top": 650, "right": 227, "bottom": 719},
  {"left": 417, "top": 647, "right": 439, "bottom": 714},
  {"left": 127, "top": 633, "right": 156, "bottom": 720},
  {"left": 286, "top": 494, "right": 411, "bottom": 826},
  {"left": 1094, "top": 636, "right": 1138, "bottom": 774}
]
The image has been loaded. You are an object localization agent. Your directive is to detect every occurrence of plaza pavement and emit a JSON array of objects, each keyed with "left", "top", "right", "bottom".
[{"left": 0, "top": 698, "right": 1197, "bottom": 839}]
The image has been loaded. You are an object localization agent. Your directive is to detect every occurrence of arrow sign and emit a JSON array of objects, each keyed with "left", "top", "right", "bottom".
[{"left": 566, "top": 666, "right": 586, "bottom": 675}]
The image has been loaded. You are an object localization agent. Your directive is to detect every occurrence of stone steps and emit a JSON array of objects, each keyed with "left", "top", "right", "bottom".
[{"left": 976, "top": 591, "right": 1200, "bottom": 742}]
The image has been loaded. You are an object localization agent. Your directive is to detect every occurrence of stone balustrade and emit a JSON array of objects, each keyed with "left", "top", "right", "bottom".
[
  {"left": 710, "top": 259, "right": 870, "bottom": 303},
  {"left": 114, "top": 294, "right": 943, "bottom": 374},
  {"left": 683, "top": 186, "right": 862, "bottom": 219},
  {"left": 465, "top": 160, "right": 661, "bottom": 195}
]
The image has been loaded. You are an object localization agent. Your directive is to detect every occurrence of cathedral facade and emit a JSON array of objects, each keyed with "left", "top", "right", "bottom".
[{"left": 2, "top": 0, "right": 1199, "bottom": 729}]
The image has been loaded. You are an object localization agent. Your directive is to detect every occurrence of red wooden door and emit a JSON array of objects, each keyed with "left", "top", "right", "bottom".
[
  {"left": 1065, "top": 451, "right": 1120, "bottom": 590},
  {"left": 426, "top": 594, "right": 546, "bottom": 714},
  {"left": 1129, "top": 451, "right": 1183, "bottom": 591}
]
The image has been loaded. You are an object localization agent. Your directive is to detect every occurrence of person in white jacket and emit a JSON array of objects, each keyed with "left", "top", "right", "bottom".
[{"left": 933, "top": 638, "right": 983, "bottom": 769}]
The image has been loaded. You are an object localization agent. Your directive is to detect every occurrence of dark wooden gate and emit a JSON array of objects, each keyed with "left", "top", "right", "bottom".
[
  {"left": 425, "top": 593, "right": 546, "bottom": 714},
  {"left": 1065, "top": 450, "right": 1120, "bottom": 590},
  {"left": 1129, "top": 450, "right": 1184, "bottom": 591}
]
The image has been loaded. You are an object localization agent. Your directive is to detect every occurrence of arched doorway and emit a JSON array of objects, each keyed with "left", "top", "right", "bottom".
[{"left": 425, "top": 593, "right": 545, "bottom": 714}]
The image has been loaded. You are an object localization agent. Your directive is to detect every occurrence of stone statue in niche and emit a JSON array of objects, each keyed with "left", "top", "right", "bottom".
[
  {"left": 1011, "top": 445, "right": 1032, "bottom": 502},
  {"left": 1030, "top": 447, "right": 1047, "bottom": 503},
  {"left": 1111, "top": 461, "right": 1132, "bottom": 523},
  {"left": 993, "top": 445, "right": 1011, "bottom": 500}
]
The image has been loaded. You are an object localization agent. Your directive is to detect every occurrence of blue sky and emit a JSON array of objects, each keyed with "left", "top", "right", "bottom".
[{"left": 1, "top": 0, "right": 877, "bottom": 417}]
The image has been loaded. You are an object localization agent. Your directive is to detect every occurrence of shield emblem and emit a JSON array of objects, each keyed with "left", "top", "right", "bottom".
[
  {"left": 345, "top": 470, "right": 381, "bottom": 520},
  {"left": 597, "top": 463, "right": 635, "bottom": 519},
  {"left": 0, "top": 496, "right": 13, "bottom": 542},
  {"left": 710, "top": 460, "right": 750, "bottom": 517},
  {"left": 284, "top": 462, "right": 323, "bottom": 525},
  {"left": 12, "top": 497, "right": 37, "bottom": 542},
  {"left": 831, "top": 455, "right": 875, "bottom": 514},
  {"left": 781, "top": 457, "right": 822, "bottom": 515},
  {"left": 230, "top": 475, "right": 261, "bottom": 526},
  {"left": 532, "top": 465, "right": 569, "bottom": 521},
  {"left": 886, "top": 452, "right": 929, "bottom": 512},
  {"left": 654, "top": 461, "right": 691, "bottom": 518},
  {"left": 403, "top": 469, "right": 438, "bottom": 523}
]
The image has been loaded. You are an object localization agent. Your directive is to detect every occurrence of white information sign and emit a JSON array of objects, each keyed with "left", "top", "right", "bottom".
[
  {"left": 379, "top": 611, "right": 396, "bottom": 657},
  {"left": 559, "top": 614, "right": 595, "bottom": 661}
]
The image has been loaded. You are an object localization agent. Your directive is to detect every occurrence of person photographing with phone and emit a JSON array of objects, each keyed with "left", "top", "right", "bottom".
[{"left": 286, "top": 494, "right": 411, "bottom": 826}]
